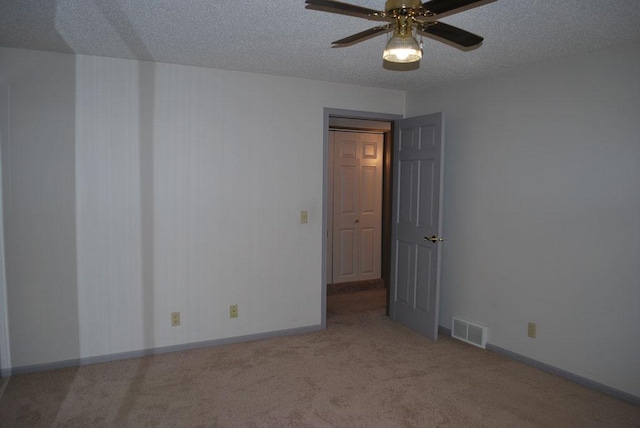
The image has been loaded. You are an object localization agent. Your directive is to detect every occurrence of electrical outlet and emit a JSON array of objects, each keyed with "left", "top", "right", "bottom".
[
  {"left": 171, "top": 312, "right": 181, "bottom": 326},
  {"left": 300, "top": 210, "right": 308, "bottom": 224},
  {"left": 229, "top": 304, "right": 238, "bottom": 319},
  {"left": 528, "top": 322, "right": 537, "bottom": 338}
]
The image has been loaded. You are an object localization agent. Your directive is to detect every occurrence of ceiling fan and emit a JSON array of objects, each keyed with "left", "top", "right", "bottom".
[{"left": 305, "top": 0, "right": 496, "bottom": 64}]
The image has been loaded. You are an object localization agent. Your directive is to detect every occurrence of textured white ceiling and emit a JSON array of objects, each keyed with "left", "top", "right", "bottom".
[{"left": 1, "top": 0, "right": 640, "bottom": 90}]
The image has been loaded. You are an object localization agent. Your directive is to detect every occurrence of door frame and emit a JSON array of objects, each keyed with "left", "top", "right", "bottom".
[
  {"left": 0, "top": 88, "right": 11, "bottom": 376},
  {"left": 321, "top": 108, "right": 403, "bottom": 328}
]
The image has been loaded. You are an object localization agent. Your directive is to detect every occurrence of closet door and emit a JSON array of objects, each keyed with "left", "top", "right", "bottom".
[{"left": 332, "top": 131, "right": 383, "bottom": 283}]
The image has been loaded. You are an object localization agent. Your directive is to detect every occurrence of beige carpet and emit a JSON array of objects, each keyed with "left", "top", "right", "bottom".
[{"left": 0, "top": 289, "right": 638, "bottom": 427}]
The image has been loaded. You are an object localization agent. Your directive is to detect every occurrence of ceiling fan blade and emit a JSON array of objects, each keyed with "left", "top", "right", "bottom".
[
  {"left": 418, "top": 21, "right": 484, "bottom": 49},
  {"left": 305, "top": 0, "right": 387, "bottom": 20},
  {"left": 332, "top": 25, "right": 393, "bottom": 46},
  {"left": 421, "top": 0, "right": 496, "bottom": 18}
]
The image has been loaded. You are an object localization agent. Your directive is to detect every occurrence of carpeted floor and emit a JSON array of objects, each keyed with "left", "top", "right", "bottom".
[{"left": 0, "top": 288, "right": 638, "bottom": 427}]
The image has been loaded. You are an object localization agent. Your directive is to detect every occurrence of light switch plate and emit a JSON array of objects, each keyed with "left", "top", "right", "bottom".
[{"left": 300, "top": 210, "right": 308, "bottom": 224}]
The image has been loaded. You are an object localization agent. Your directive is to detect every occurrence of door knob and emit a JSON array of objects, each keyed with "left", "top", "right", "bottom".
[
  {"left": 424, "top": 235, "right": 444, "bottom": 243},
  {"left": 355, "top": 219, "right": 359, "bottom": 223}
]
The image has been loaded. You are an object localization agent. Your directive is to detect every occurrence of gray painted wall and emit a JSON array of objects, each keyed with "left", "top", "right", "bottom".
[
  {"left": 0, "top": 49, "right": 79, "bottom": 367},
  {"left": 406, "top": 44, "right": 640, "bottom": 397}
]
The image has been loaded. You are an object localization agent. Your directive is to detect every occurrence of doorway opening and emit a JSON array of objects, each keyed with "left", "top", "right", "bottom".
[{"left": 322, "top": 109, "right": 403, "bottom": 327}]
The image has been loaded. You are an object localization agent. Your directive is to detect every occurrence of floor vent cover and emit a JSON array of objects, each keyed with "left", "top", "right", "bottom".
[{"left": 452, "top": 317, "right": 487, "bottom": 349}]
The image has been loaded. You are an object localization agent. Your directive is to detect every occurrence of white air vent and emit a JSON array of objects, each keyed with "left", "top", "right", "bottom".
[{"left": 452, "top": 317, "right": 487, "bottom": 349}]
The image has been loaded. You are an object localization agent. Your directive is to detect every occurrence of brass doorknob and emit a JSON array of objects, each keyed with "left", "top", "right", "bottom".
[{"left": 424, "top": 235, "right": 444, "bottom": 243}]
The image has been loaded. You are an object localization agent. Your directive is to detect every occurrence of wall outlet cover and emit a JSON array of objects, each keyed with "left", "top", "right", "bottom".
[
  {"left": 528, "top": 322, "right": 537, "bottom": 338},
  {"left": 171, "top": 312, "right": 180, "bottom": 326}
]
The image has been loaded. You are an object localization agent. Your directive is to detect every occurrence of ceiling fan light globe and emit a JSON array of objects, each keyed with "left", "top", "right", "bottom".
[
  {"left": 383, "top": 35, "right": 422, "bottom": 63},
  {"left": 392, "top": 49, "right": 412, "bottom": 60}
]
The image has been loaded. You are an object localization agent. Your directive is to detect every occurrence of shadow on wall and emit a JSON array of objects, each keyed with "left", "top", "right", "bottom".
[
  {"left": 1, "top": 0, "right": 78, "bottom": 404},
  {"left": 1, "top": 1, "right": 73, "bottom": 55},
  {"left": 93, "top": 1, "right": 157, "bottom": 421},
  {"left": 1, "top": 1, "right": 158, "bottom": 425},
  {"left": 0, "top": 2, "right": 80, "bottom": 382}
]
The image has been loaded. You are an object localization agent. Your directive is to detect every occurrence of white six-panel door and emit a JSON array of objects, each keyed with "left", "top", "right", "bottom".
[{"left": 331, "top": 131, "right": 383, "bottom": 284}]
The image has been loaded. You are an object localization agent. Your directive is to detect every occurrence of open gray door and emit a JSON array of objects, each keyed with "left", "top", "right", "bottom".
[{"left": 389, "top": 113, "right": 444, "bottom": 340}]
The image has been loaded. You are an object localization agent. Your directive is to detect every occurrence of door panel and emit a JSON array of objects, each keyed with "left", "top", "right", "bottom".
[
  {"left": 390, "top": 113, "right": 444, "bottom": 341},
  {"left": 339, "top": 167, "right": 357, "bottom": 215},
  {"left": 418, "top": 160, "right": 435, "bottom": 227},
  {"left": 398, "top": 162, "right": 414, "bottom": 224},
  {"left": 396, "top": 241, "right": 413, "bottom": 305},
  {"left": 337, "top": 229, "right": 355, "bottom": 276},
  {"left": 360, "top": 226, "right": 375, "bottom": 274},
  {"left": 415, "top": 245, "right": 433, "bottom": 312},
  {"left": 361, "top": 166, "right": 376, "bottom": 213}
]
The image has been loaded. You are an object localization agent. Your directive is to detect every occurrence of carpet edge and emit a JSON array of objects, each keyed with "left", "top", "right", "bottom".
[{"left": 2, "top": 323, "right": 323, "bottom": 377}]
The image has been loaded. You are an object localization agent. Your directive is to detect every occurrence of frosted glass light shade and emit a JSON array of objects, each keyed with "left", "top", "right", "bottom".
[{"left": 383, "top": 35, "right": 422, "bottom": 63}]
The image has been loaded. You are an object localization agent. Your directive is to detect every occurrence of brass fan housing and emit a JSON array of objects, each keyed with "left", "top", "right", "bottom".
[
  {"left": 384, "top": 0, "right": 422, "bottom": 12},
  {"left": 305, "top": 0, "right": 490, "bottom": 53}
]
